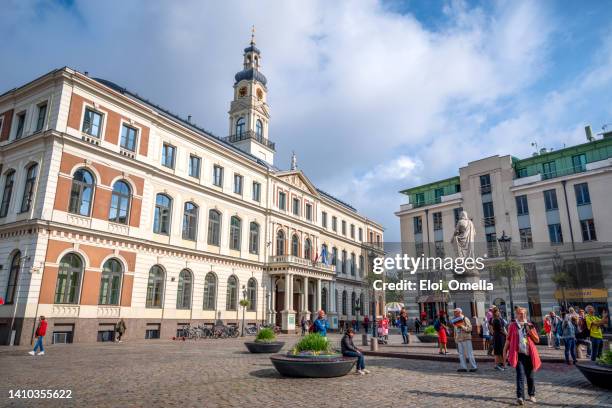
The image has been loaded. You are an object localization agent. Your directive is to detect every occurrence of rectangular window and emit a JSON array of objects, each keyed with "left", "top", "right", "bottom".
[
  {"left": 292, "top": 198, "right": 300, "bottom": 216},
  {"left": 572, "top": 154, "right": 586, "bottom": 172},
  {"left": 435, "top": 241, "right": 444, "bottom": 257},
  {"left": 234, "top": 174, "right": 243, "bottom": 194},
  {"left": 542, "top": 161, "right": 556, "bottom": 179},
  {"left": 517, "top": 168, "right": 527, "bottom": 178},
  {"left": 305, "top": 203, "right": 312, "bottom": 221},
  {"left": 350, "top": 224, "right": 355, "bottom": 238},
  {"left": 120, "top": 124, "right": 138, "bottom": 152},
  {"left": 414, "top": 192, "right": 425, "bottom": 206},
  {"left": 486, "top": 232, "right": 498, "bottom": 257},
  {"left": 359, "top": 227, "right": 363, "bottom": 241},
  {"left": 332, "top": 216, "right": 337, "bottom": 232},
  {"left": 369, "top": 231, "right": 374, "bottom": 243},
  {"left": 415, "top": 242, "right": 424, "bottom": 256},
  {"left": 434, "top": 188, "right": 444, "bottom": 203},
  {"left": 161, "top": 143, "right": 176, "bottom": 169},
  {"left": 544, "top": 189, "right": 558, "bottom": 211},
  {"left": 15, "top": 111, "right": 26, "bottom": 139},
  {"left": 278, "top": 191, "right": 286, "bottom": 210},
  {"left": 433, "top": 212, "right": 442, "bottom": 230},
  {"left": 516, "top": 195, "right": 529, "bottom": 215},
  {"left": 341, "top": 220, "right": 346, "bottom": 235},
  {"left": 480, "top": 174, "right": 491, "bottom": 193},
  {"left": 252, "top": 181, "right": 261, "bottom": 202},
  {"left": 580, "top": 219, "right": 597, "bottom": 242},
  {"left": 82, "top": 108, "right": 102, "bottom": 138},
  {"left": 519, "top": 228, "right": 533, "bottom": 249},
  {"left": 548, "top": 223, "right": 563, "bottom": 244},
  {"left": 213, "top": 165, "right": 224, "bottom": 187},
  {"left": 413, "top": 216, "right": 422, "bottom": 234},
  {"left": 483, "top": 202, "right": 495, "bottom": 226},
  {"left": 35, "top": 103, "right": 47, "bottom": 132},
  {"left": 189, "top": 155, "right": 201, "bottom": 178},
  {"left": 574, "top": 183, "right": 590, "bottom": 205},
  {"left": 322, "top": 211, "right": 328, "bottom": 228}
]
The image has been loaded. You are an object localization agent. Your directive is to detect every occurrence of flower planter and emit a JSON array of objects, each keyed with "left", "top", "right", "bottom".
[
  {"left": 575, "top": 361, "right": 612, "bottom": 389},
  {"left": 244, "top": 341, "right": 285, "bottom": 353},
  {"left": 417, "top": 334, "right": 439, "bottom": 343},
  {"left": 270, "top": 354, "right": 357, "bottom": 378}
]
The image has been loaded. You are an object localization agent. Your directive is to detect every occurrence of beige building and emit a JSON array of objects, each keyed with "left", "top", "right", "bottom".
[
  {"left": 0, "top": 38, "right": 384, "bottom": 345},
  {"left": 396, "top": 133, "right": 612, "bottom": 325}
]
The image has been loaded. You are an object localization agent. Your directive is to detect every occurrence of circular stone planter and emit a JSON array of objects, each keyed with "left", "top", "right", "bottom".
[
  {"left": 270, "top": 354, "right": 357, "bottom": 378},
  {"left": 244, "top": 341, "right": 285, "bottom": 353},
  {"left": 575, "top": 361, "right": 612, "bottom": 389},
  {"left": 417, "top": 334, "right": 439, "bottom": 343}
]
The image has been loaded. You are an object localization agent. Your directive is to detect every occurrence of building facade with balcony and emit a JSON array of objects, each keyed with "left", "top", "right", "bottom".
[
  {"left": 396, "top": 135, "right": 612, "bottom": 325},
  {"left": 0, "top": 38, "right": 384, "bottom": 345}
]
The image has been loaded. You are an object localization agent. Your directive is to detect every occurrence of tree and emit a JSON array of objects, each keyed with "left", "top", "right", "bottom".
[{"left": 490, "top": 259, "right": 525, "bottom": 284}]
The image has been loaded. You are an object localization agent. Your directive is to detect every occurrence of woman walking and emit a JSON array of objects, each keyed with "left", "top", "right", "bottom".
[
  {"left": 561, "top": 314, "right": 577, "bottom": 365},
  {"left": 491, "top": 307, "right": 507, "bottom": 370},
  {"left": 503, "top": 307, "right": 541, "bottom": 406},
  {"left": 435, "top": 313, "right": 448, "bottom": 355}
]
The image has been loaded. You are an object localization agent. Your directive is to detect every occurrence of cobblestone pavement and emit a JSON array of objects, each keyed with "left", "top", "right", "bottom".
[{"left": 1, "top": 334, "right": 610, "bottom": 408}]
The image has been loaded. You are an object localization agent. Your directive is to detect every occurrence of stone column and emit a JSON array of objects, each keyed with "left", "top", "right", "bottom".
[
  {"left": 316, "top": 278, "right": 322, "bottom": 312},
  {"left": 281, "top": 273, "right": 296, "bottom": 332},
  {"left": 303, "top": 276, "right": 309, "bottom": 316}
]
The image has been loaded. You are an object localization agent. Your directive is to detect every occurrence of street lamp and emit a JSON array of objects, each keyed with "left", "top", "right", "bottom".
[
  {"left": 552, "top": 250, "right": 567, "bottom": 312},
  {"left": 240, "top": 285, "right": 248, "bottom": 337},
  {"left": 497, "top": 231, "right": 514, "bottom": 320}
]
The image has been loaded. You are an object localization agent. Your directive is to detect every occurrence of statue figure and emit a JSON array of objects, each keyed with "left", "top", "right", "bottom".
[
  {"left": 452, "top": 210, "right": 475, "bottom": 259},
  {"left": 290, "top": 151, "right": 298, "bottom": 170}
]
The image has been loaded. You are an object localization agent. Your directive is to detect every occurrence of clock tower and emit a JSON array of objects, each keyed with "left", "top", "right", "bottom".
[{"left": 227, "top": 28, "right": 275, "bottom": 165}]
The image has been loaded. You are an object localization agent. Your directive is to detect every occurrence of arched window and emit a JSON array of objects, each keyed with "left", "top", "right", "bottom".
[
  {"left": 203, "top": 272, "right": 217, "bottom": 310},
  {"left": 176, "top": 269, "right": 192, "bottom": 309},
  {"left": 109, "top": 180, "right": 131, "bottom": 224},
  {"left": 255, "top": 119, "right": 263, "bottom": 138},
  {"left": 351, "top": 292, "right": 356, "bottom": 315},
  {"left": 54, "top": 253, "right": 83, "bottom": 304},
  {"left": 291, "top": 234, "right": 299, "bottom": 256},
  {"left": 321, "top": 287, "right": 327, "bottom": 313},
  {"left": 229, "top": 216, "right": 241, "bottom": 250},
  {"left": 99, "top": 258, "right": 122, "bottom": 305},
  {"left": 276, "top": 230, "right": 285, "bottom": 256},
  {"left": 360, "top": 293, "right": 365, "bottom": 316},
  {"left": 153, "top": 194, "right": 172, "bottom": 235},
  {"left": 342, "top": 290, "right": 347, "bottom": 315},
  {"left": 207, "top": 210, "right": 221, "bottom": 246},
  {"left": 20, "top": 163, "right": 38, "bottom": 213},
  {"left": 247, "top": 278, "right": 257, "bottom": 311},
  {"left": 321, "top": 244, "right": 328, "bottom": 264},
  {"left": 146, "top": 265, "right": 165, "bottom": 308},
  {"left": 0, "top": 170, "right": 16, "bottom": 218},
  {"left": 226, "top": 275, "right": 238, "bottom": 310},
  {"left": 69, "top": 168, "right": 94, "bottom": 216},
  {"left": 331, "top": 247, "right": 338, "bottom": 267},
  {"left": 235, "top": 117, "right": 245, "bottom": 136},
  {"left": 182, "top": 202, "right": 198, "bottom": 241},
  {"left": 5, "top": 251, "right": 21, "bottom": 304},
  {"left": 304, "top": 238, "right": 312, "bottom": 260},
  {"left": 249, "top": 222, "right": 259, "bottom": 254}
]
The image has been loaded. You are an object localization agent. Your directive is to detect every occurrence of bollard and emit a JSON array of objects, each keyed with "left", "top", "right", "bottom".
[
  {"left": 370, "top": 337, "right": 378, "bottom": 351},
  {"left": 362, "top": 334, "right": 369, "bottom": 346}
]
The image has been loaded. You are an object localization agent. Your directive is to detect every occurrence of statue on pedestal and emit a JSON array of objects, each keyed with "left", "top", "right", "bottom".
[{"left": 452, "top": 211, "right": 475, "bottom": 259}]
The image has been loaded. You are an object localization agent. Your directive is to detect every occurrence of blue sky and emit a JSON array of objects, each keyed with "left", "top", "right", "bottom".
[{"left": 1, "top": 0, "right": 611, "bottom": 240}]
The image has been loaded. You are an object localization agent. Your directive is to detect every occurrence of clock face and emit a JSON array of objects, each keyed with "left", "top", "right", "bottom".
[
  {"left": 239, "top": 87, "right": 247, "bottom": 97},
  {"left": 256, "top": 88, "right": 263, "bottom": 100}
]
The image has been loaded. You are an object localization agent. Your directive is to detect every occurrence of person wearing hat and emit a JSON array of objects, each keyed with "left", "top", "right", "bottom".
[
  {"left": 452, "top": 308, "right": 477, "bottom": 372},
  {"left": 341, "top": 327, "right": 370, "bottom": 375}
]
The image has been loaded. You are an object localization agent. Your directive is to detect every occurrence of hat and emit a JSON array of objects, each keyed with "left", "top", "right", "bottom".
[{"left": 454, "top": 308, "right": 463, "bottom": 313}]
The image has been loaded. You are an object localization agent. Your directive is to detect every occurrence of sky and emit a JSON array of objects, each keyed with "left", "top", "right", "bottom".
[{"left": 1, "top": 0, "right": 611, "bottom": 241}]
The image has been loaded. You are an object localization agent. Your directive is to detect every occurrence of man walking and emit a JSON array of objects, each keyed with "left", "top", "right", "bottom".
[
  {"left": 115, "top": 318, "right": 126, "bottom": 342},
  {"left": 313, "top": 310, "right": 329, "bottom": 337},
  {"left": 452, "top": 308, "right": 477, "bottom": 372},
  {"left": 29, "top": 316, "right": 47, "bottom": 356},
  {"left": 400, "top": 309, "right": 409, "bottom": 344},
  {"left": 585, "top": 305, "right": 608, "bottom": 361}
]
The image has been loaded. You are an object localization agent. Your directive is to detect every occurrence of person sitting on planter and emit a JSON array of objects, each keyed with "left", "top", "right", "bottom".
[
  {"left": 341, "top": 328, "right": 370, "bottom": 375},
  {"left": 313, "top": 310, "right": 329, "bottom": 337}
]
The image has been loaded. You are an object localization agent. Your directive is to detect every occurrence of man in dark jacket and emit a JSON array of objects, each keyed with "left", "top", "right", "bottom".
[{"left": 341, "top": 328, "right": 370, "bottom": 375}]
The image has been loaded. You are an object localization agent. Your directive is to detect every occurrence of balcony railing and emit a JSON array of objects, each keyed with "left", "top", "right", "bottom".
[
  {"left": 223, "top": 130, "right": 276, "bottom": 151},
  {"left": 268, "top": 255, "right": 335, "bottom": 272},
  {"left": 480, "top": 184, "right": 492, "bottom": 194},
  {"left": 483, "top": 216, "right": 496, "bottom": 227}
]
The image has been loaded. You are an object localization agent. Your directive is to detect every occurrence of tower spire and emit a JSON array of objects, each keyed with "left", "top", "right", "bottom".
[{"left": 251, "top": 25, "right": 256, "bottom": 46}]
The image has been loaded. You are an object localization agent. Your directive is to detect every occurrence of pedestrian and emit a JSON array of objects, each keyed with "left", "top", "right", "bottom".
[
  {"left": 561, "top": 314, "right": 577, "bottom": 365},
  {"left": 550, "top": 311, "right": 562, "bottom": 350},
  {"left": 491, "top": 307, "right": 507, "bottom": 370},
  {"left": 115, "top": 318, "right": 126, "bottom": 342},
  {"left": 576, "top": 308, "right": 591, "bottom": 358},
  {"left": 300, "top": 315, "right": 307, "bottom": 336},
  {"left": 400, "top": 309, "right": 409, "bottom": 344},
  {"left": 341, "top": 328, "right": 370, "bottom": 375},
  {"left": 414, "top": 317, "right": 421, "bottom": 334},
  {"left": 482, "top": 316, "right": 493, "bottom": 356},
  {"left": 503, "top": 307, "right": 541, "bottom": 406},
  {"left": 435, "top": 313, "right": 448, "bottom": 355},
  {"left": 381, "top": 315, "right": 390, "bottom": 342},
  {"left": 313, "top": 309, "right": 329, "bottom": 337},
  {"left": 29, "top": 316, "right": 47, "bottom": 356},
  {"left": 363, "top": 315, "right": 370, "bottom": 332},
  {"left": 351, "top": 318, "right": 357, "bottom": 332},
  {"left": 585, "top": 305, "right": 608, "bottom": 361},
  {"left": 543, "top": 313, "right": 553, "bottom": 348},
  {"left": 452, "top": 308, "right": 477, "bottom": 372}
]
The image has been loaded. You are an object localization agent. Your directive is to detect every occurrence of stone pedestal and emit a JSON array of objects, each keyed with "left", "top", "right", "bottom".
[
  {"left": 328, "top": 312, "right": 338, "bottom": 329},
  {"left": 281, "top": 311, "right": 296, "bottom": 333}
]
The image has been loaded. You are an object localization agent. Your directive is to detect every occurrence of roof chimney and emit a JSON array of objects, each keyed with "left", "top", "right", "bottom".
[
  {"left": 84, "top": 71, "right": 89, "bottom": 77},
  {"left": 585, "top": 125, "right": 594, "bottom": 142},
  {"left": 187, "top": 115, "right": 192, "bottom": 123}
]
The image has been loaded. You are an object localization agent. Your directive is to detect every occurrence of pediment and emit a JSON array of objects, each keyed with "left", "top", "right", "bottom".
[{"left": 276, "top": 170, "right": 319, "bottom": 196}]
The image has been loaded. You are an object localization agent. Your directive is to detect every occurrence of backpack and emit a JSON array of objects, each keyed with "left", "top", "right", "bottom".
[{"left": 309, "top": 323, "right": 316, "bottom": 333}]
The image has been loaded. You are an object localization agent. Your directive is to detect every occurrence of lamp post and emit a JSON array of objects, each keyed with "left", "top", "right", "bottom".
[
  {"left": 240, "top": 285, "right": 247, "bottom": 337},
  {"left": 552, "top": 250, "right": 567, "bottom": 312},
  {"left": 497, "top": 231, "right": 514, "bottom": 320}
]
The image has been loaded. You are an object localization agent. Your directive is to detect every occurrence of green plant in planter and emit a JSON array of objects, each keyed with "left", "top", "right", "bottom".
[
  {"left": 597, "top": 350, "right": 612, "bottom": 367},
  {"left": 539, "top": 328, "right": 546, "bottom": 336},
  {"left": 423, "top": 325, "right": 438, "bottom": 336},
  {"left": 290, "top": 333, "right": 336, "bottom": 356},
  {"left": 255, "top": 328, "right": 276, "bottom": 343}
]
